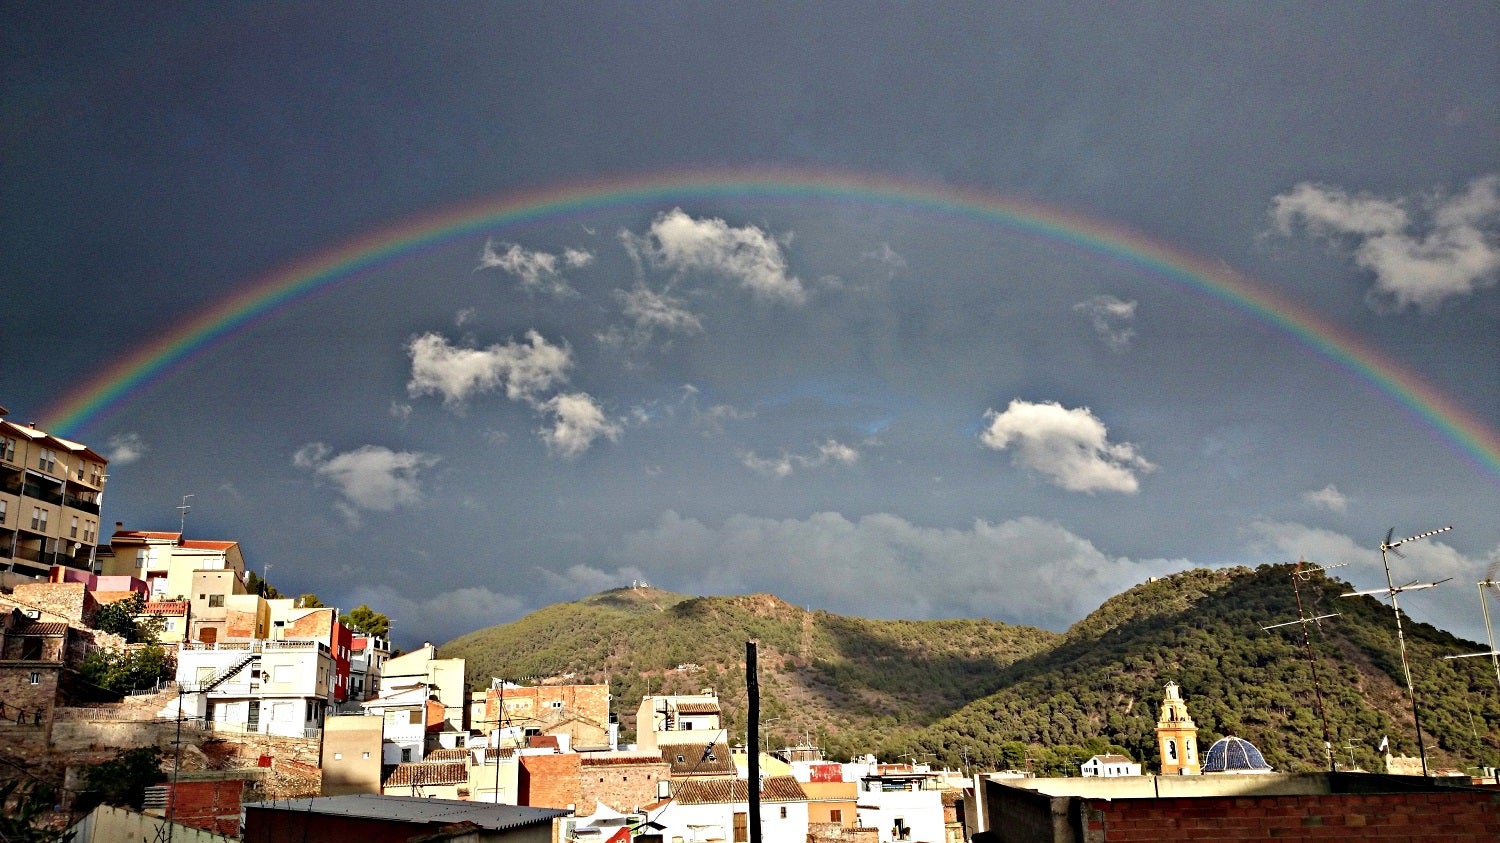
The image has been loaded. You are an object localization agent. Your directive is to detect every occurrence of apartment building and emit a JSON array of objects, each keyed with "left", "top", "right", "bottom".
[
  {"left": 0, "top": 411, "right": 107, "bottom": 579},
  {"left": 169, "top": 637, "right": 336, "bottom": 738},
  {"left": 99, "top": 527, "right": 247, "bottom": 604}
]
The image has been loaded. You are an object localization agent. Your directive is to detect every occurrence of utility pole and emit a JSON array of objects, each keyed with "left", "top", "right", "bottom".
[{"left": 747, "top": 640, "right": 761, "bottom": 843}]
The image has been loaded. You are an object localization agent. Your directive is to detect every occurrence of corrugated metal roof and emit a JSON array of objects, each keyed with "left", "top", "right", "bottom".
[
  {"left": 245, "top": 794, "right": 569, "bottom": 829},
  {"left": 672, "top": 776, "right": 807, "bottom": 804}
]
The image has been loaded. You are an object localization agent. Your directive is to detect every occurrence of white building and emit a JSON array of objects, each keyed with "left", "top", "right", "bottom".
[
  {"left": 348, "top": 634, "right": 391, "bottom": 703},
  {"left": 845, "top": 760, "right": 946, "bottom": 843},
  {"left": 1081, "top": 754, "right": 1142, "bottom": 777},
  {"left": 165, "top": 639, "right": 334, "bottom": 738},
  {"left": 635, "top": 689, "right": 728, "bottom": 754},
  {"left": 648, "top": 776, "right": 810, "bottom": 843}
]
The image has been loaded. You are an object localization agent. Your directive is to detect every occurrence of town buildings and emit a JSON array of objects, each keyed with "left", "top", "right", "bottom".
[{"left": 0, "top": 411, "right": 107, "bottom": 579}]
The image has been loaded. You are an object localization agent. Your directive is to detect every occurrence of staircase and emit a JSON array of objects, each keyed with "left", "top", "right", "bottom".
[{"left": 198, "top": 653, "right": 259, "bottom": 692}]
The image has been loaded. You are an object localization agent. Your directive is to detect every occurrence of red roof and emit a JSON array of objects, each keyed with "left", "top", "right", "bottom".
[
  {"left": 181, "top": 540, "right": 237, "bottom": 551},
  {"left": 113, "top": 530, "right": 182, "bottom": 542}
]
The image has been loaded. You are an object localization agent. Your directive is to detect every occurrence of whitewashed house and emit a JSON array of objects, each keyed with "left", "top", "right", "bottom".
[
  {"left": 648, "top": 776, "right": 810, "bottom": 843},
  {"left": 1081, "top": 754, "right": 1141, "bottom": 777},
  {"left": 164, "top": 638, "right": 334, "bottom": 738},
  {"left": 845, "top": 760, "right": 946, "bottom": 843}
]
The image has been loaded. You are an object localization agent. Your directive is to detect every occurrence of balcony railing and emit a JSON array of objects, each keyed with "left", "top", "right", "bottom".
[
  {"left": 62, "top": 494, "right": 100, "bottom": 515},
  {"left": 180, "top": 639, "right": 328, "bottom": 654}
]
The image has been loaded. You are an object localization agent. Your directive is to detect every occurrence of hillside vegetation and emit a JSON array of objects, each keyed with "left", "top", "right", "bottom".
[{"left": 441, "top": 567, "right": 1500, "bottom": 776}]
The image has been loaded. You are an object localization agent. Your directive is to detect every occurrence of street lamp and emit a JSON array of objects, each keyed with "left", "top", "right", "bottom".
[{"left": 758, "top": 717, "right": 781, "bottom": 755}]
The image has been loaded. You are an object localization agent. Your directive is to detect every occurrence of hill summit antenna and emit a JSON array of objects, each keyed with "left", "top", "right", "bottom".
[
  {"left": 1262, "top": 558, "right": 1344, "bottom": 771},
  {"left": 1442, "top": 558, "right": 1500, "bottom": 693},
  {"left": 1341, "top": 524, "right": 1453, "bottom": 777}
]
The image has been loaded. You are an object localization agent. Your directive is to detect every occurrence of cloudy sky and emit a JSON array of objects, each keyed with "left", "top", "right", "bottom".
[{"left": 4, "top": 4, "right": 1497, "bottom": 648}]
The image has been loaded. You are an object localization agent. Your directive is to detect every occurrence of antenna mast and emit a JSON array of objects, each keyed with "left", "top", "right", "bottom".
[
  {"left": 1442, "top": 567, "right": 1500, "bottom": 693},
  {"left": 1262, "top": 558, "right": 1343, "bottom": 771},
  {"left": 177, "top": 494, "right": 194, "bottom": 534},
  {"left": 1341, "top": 525, "right": 1453, "bottom": 777}
]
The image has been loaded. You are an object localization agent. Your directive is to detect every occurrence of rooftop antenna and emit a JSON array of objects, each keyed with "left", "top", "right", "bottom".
[
  {"left": 1441, "top": 560, "right": 1500, "bottom": 693},
  {"left": 176, "top": 494, "right": 194, "bottom": 534},
  {"left": 1341, "top": 525, "right": 1453, "bottom": 777},
  {"left": 1261, "top": 558, "right": 1345, "bottom": 771}
]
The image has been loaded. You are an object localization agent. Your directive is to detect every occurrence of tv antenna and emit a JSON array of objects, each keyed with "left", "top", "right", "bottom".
[
  {"left": 1261, "top": 558, "right": 1344, "bottom": 771},
  {"left": 1341, "top": 525, "right": 1453, "bottom": 777},
  {"left": 176, "top": 494, "right": 194, "bottom": 534},
  {"left": 1441, "top": 559, "right": 1500, "bottom": 693}
]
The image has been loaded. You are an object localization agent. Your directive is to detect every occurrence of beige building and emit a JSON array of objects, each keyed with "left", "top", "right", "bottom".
[
  {"left": 321, "top": 714, "right": 385, "bottom": 796},
  {"left": 635, "top": 688, "right": 728, "bottom": 755},
  {"left": 101, "top": 528, "right": 247, "bottom": 604},
  {"left": 482, "top": 681, "right": 614, "bottom": 750},
  {"left": 0, "top": 411, "right": 107, "bottom": 579}
]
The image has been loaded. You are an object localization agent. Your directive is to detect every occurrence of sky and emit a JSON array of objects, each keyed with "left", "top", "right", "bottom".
[{"left": 3, "top": 4, "right": 1498, "bottom": 649}]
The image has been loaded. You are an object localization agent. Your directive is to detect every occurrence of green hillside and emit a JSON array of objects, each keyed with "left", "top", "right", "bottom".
[
  {"left": 440, "top": 567, "right": 1500, "bottom": 776},
  {"left": 441, "top": 586, "right": 1060, "bottom": 754}
]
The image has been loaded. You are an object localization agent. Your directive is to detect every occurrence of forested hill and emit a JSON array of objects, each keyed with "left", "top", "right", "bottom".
[
  {"left": 440, "top": 567, "right": 1500, "bottom": 775},
  {"left": 441, "top": 586, "right": 1060, "bottom": 756}
]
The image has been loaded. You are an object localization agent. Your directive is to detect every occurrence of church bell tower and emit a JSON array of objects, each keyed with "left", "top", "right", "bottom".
[{"left": 1156, "top": 682, "right": 1201, "bottom": 775}]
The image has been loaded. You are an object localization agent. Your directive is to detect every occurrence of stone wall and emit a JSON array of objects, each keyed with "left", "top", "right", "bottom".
[
  {"left": 578, "top": 754, "right": 671, "bottom": 815},
  {"left": 11, "top": 582, "right": 97, "bottom": 625}
]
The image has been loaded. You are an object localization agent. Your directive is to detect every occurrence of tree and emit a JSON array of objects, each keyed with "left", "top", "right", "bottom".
[
  {"left": 76, "top": 747, "right": 166, "bottom": 811},
  {"left": 297, "top": 593, "right": 326, "bottom": 608},
  {"left": 244, "top": 571, "right": 282, "bottom": 599},
  {"left": 79, "top": 644, "right": 171, "bottom": 696},
  {"left": 92, "top": 593, "right": 161, "bottom": 644},
  {"left": 340, "top": 604, "right": 390, "bottom": 637}
]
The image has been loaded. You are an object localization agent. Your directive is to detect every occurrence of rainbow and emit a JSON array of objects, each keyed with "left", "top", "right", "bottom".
[{"left": 39, "top": 166, "right": 1500, "bottom": 478}]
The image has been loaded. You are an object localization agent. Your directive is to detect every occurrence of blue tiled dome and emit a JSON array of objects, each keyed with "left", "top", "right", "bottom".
[{"left": 1202, "top": 736, "right": 1272, "bottom": 773}]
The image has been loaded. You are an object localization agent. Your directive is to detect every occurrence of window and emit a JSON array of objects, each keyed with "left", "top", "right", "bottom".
[
  {"left": 207, "top": 595, "right": 224, "bottom": 608},
  {"left": 779, "top": 807, "right": 787, "bottom": 819},
  {"left": 0, "top": 500, "right": 6, "bottom": 524},
  {"left": 401, "top": 748, "right": 412, "bottom": 762},
  {"left": 70, "top": 516, "right": 79, "bottom": 538},
  {"left": 29, "top": 672, "right": 42, "bottom": 685},
  {"left": 362, "top": 752, "right": 370, "bottom": 759},
  {"left": 408, "top": 710, "right": 422, "bottom": 725},
  {"left": 333, "top": 752, "right": 343, "bottom": 760},
  {"left": 1, "top": 437, "right": 15, "bottom": 462},
  {"left": 829, "top": 810, "right": 842, "bottom": 823},
  {"left": 550, "top": 700, "right": 563, "bottom": 708},
  {"left": 38, "top": 449, "right": 56, "bottom": 473},
  {"left": 163, "top": 619, "right": 177, "bottom": 632}
]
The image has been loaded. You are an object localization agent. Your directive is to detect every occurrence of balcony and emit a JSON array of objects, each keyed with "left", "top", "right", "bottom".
[
  {"left": 21, "top": 481, "right": 63, "bottom": 506},
  {"left": 63, "top": 494, "right": 100, "bottom": 516}
]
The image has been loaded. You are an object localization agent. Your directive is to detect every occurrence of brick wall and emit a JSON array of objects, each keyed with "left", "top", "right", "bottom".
[
  {"left": 1082, "top": 790, "right": 1500, "bottom": 842},
  {"left": 162, "top": 779, "right": 245, "bottom": 837},
  {"left": 579, "top": 756, "right": 671, "bottom": 815},
  {"left": 520, "top": 753, "right": 582, "bottom": 810}
]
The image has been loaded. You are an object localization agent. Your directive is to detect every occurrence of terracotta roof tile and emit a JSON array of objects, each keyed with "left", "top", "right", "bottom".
[
  {"left": 424, "top": 748, "right": 471, "bottom": 762},
  {"left": 384, "top": 761, "right": 470, "bottom": 787},
  {"left": 674, "top": 701, "right": 720, "bottom": 714},
  {"left": 666, "top": 742, "right": 736, "bottom": 776},
  {"left": 672, "top": 776, "right": 807, "bottom": 804},
  {"left": 9, "top": 620, "right": 69, "bottom": 637}
]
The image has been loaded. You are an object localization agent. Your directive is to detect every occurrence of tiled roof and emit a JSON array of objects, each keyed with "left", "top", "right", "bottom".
[
  {"left": 424, "top": 748, "right": 471, "bottom": 762},
  {"left": 666, "top": 742, "right": 736, "bottom": 776},
  {"left": 384, "top": 761, "right": 470, "bottom": 787},
  {"left": 113, "top": 531, "right": 182, "bottom": 542},
  {"left": 181, "top": 540, "right": 237, "bottom": 551},
  {"left": 1088, "top": 754, "right": 1133, "bottom": 764},
  {"left": 8, "top": 620, "right": 68, "bottom": 637},
  {"left": 672, "top": 776, "right": 807, "bottom": 804},
  {"left": 580, "top": 752, "right": 668, "bottom": 767},
  {"left": 674, "top": 701, "right": 720, "bottom": 714}
]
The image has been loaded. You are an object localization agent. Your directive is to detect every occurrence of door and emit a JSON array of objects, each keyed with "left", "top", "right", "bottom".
[{"left": 247, "top": 700, "right": 260, "bottom": 732}]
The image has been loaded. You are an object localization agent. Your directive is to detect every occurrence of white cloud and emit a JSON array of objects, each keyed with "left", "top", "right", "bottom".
[
  {"left": 863, "top": 242, "right": 907, "bottom": 269},
  {"left": 539, "top": 392, "right": 622, "bottom": 458},
  {"left": 980, "top": 399, "right": 1155, "bottom": 493},
  {"left": 406, "top": 330, "right": 572, "bottom": 407},
  {"left": 1247, "top": 519, "right": 1475, "bottom": 591},
  {"left": 741, "top": 439, "right": 860, "bottom": 477},
  {"left": 1302, "top": 484, "right": 1349, "bottom": 513},
  {"left": 477, "top": 239, "right": 587, "bottom": 298},
  {"left": 389, "top": 402, "right": 413, "bottom": 422},
  {"left": 342, "top": 584, "right": 525, "bottom": 647},
  {"left": 626, "top": 208, "right": 805, "bottom": 304},
  {"left": 106, "top": 432, "right": 146, "bottom": 465},
  {"left": 1272, "top": 174, "right": 1500, "bottom": 310},
  {"left": 293, "top": 442, "right": 438, "bottom": 520},
  {"left": 617, "top": 285, "right": 704, "bottom": 337},
  {"left": 613, "top": 511, "right": 1187, "bottom": 630},
  {"left": 1074, "top": 294, "right": 1138, "bottom": 352}
]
